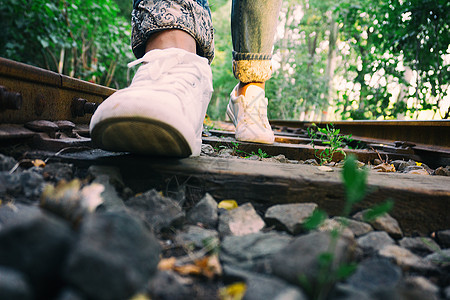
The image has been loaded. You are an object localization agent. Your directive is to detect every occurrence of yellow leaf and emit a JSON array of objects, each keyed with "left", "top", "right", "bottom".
[
  {"left": 32, "top": 159, "right": 46, "bottom": 168},
  {"left": 218, "top": 200, "right": 238, "bottom": 210},
  {"left": 416, "top": 162, "right": 422, "bottom": 166},
  {"left": 219, "top": 282, "right": 246, "bottom": 300},
  {"left": 128, "top": 293, "right": 151, "bottom": 300}
]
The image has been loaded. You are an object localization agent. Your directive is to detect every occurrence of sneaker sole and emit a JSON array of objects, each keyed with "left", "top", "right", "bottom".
[{"left": 90, "top": 117, "right": 192, "bottom": 157}]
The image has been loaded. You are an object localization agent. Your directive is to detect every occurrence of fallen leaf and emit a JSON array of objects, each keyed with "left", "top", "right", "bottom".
[
  {"left": 32, "top": 159, "right": 46, "bottom": 168},
  {"left": 415, "top": 162, "right": 423, "bottom": 166},
  {"left": 80, "top": 183, "right": 104, "bottom": 212},
  {"left": 218, "top": 200, "right": 238, "bottom": 210},
  {"left": 219, "top": 282, "right": 246, "bottom": 300},
  {"left": 408, "top": 169, "right": 429, "bottom": 175},
  {"left": 194, "top": 254, "right": 222, "bottom": 279},
  {"left": 158, "top": 257, "right": 176, "bottom": 271},
  {"left": 373, "top": 163, "right": 396, "bottom": 172},
  {"left": 173, "top": 264, "right": 202, "bottom": 276},
  {"left": 317, "top": 166, "right": 334, "bottom": 172}
]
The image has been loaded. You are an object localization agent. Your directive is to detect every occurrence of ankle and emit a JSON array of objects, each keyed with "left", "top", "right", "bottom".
[
  {"left": 237, "top": 82, "right": 265, "bottom": 96},
  {"left": 145, "top": 29, "right": 196, "bottom": 54}
]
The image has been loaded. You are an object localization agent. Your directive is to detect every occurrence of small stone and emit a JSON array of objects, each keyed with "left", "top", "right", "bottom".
[
  {"left": 264, "top": 203, "right": 317, "bottom": 235},
  {"left": 287, "top": 159, "right": 299, "bottom": 164},
  {"left": 317, "top": 218, "right": 354, "bottom": 239},
  {"left": 148, "top": 270, "right": 194, "bottom": 300},
  {"left": 186, "top": 193, "right": 218, "bottom": 228},
  {"left": 333, "top": 217, "right": 373, "bottom": 237},
  {"left": 247, "top": 155, "right": 260, "bottom": 161},
  {"left": 424, "top": 249, "right": 450, "bottom": 268},
  {"left": 223, "top": 266, "right": 307, "bottom": 300},
  {"left": 64, "top": 212, "right": 160, "bottom": 300},
  {"left": 271, "top": 154, "right": 288, "bottom": 163},
  {"left": 218, "top": 203, "right": 265, "bottom": 237},
  {"left": 42, "top": 163, "right": 74, "bottom": 182},
  {"left": 391, "top": 160, "right": 415, "bottom": 172},
  {"left": 220, "top": 232, "right": 292, "bottom": 273},
  {"left": 219, "top": 148, "right": 234, "bottom": 158},
  {"left": 353, "top": 210, "right": 403, "bottom": 239},
  {"left": 402, "top": 276, "right": 439, "bottom": 295},
  {"left": 317, "top": 165, "right": 334, "bottom": 172},
  {"left": 200, "top": 144, "right": 215, "bottom": 156},
  {"left": 0, "top": 267, "right": 32, "bottom": 300},
  {"left": 330, "top": 284, "right": 371, "bottom": 300},
  {"left": 0, "top": 154, "right": 17, "bottom": 172},
  {"left": 373, "top": 159, "right": 383, "bottom": 165},
  {"left": 304, "top": 159, "right": 319, "bottom": 165},
  {"left": 346, "top": 257, "right": 402, "bottom": 293},
  {"left": 271, "top": 232, "right": 354, "bottom": 291},
  {"left": 378, "top": 245, "right": 437, "bottom": 273},
  {"left": 434, "top": 166, "right": 450, "bottom": 176},
  {"left": 126, "top": 189, "right": 184, "bottom": 232},
  {"left": 175, "top": 225, "right": 219, "bottom": 249},
  {"left": 407, "top": 168, "right": 430, "bottom": 175},
  {"left": 436, "top": 229, "right": 450, "bottom": 248},
  {"left": 399, "top": 237, "right": 440, "bottom": 256},
  {"left": 357, "top": 231, "right": 395, "bottom": 256}
]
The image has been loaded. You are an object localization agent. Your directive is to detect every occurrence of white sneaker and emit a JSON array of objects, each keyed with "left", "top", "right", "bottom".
[
  {"left": 226, "top": 84, "right": 275, "bottom": 144},
  {"left": 89, "top": 48, "right": 213, "bottom": 157}
]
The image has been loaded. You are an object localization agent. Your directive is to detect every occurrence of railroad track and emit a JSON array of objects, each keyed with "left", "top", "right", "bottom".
[{"left": 1, "top": 57, "right": 449, "bottom": 235}]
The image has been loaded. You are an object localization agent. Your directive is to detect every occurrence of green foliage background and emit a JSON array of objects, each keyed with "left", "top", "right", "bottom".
[{"left": 1, "top": 0, "right": 448, "bottom": 120}]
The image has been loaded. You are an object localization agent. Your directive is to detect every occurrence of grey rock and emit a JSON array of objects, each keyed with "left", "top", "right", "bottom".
[
  {"left": 399, "top": 237, "right": 440, "bottom": 256},
  {"left": 304, "top": 159, "right": 319, "bottom": 165},
  {"left": 219, "top": 148, "right": 234, "bottom": 157},
  {"left": 434, "top": 166, "right": 450, "bottom": 176},
  {"left": 0, "top": 267, "right": 32, "bottom": 300},
  {"left": 333, "top": 217, "right": 373, "bottom": 237},
  {"left": 357, "top": 231, "right": 395, "bottom": 255},
  {"left": 148, "top": 270, "right": 194, "bottom": 300},
  {"left": 391, "top": 159, "right": 415, "bottom": 172},
  {"left": 0, "top": 154, "right": 17, "bottom": 172},
  {"left": 353, "top": 210, "right": 403, "bottom": 239},
  {"left": 436, "top": 229, "right": 450, "bottom": 248},
  {"left": 223, "top": 266, "right": 307, "bottom": 300},
  {"left": 126, "top": 189, "right": 184, "bottom": 232},
  {"left": 317, "top": 218, "right": 354, "bottom": 240},
  {"left": 64, "top": 211, "right": 160, "bottom": 300},
  {"left": 186, "top": 193, "right": 218, "bottom": 228},
  {"left": 55, "top": 288, "right": 86, "bottom": 300},
  {"left": 370, "top": 286, "right": 438, "bottom": 300},
  {"left": 346, "top": 257, "right": 402, "bottom": 293},
  {"left": 444, "top": 286, "right": 450, "bottom": 299},
  {"left": 220, "top": 232, "right": 292, "bottom": 273},
  {"left": 262, "top": 154, "right": 288, "bottom": 163},
  {"left": 42, "top": 163, "right": 74, "bottom": 182},
  {"left": 425, "top": 249, "right": 450, "bottom": 268},
  {"left": 0, "top": 210, "right": 74, "bottom": 298},
  {"left": 218, "top": 203, "right": 265, "bottom": 237},
  {"left": 200, "top": 144, "right": 215, "bottom": 156},
  {"left": 402, "top": 276, "right": 439, "bottom": 296},
  {"left": 378, "top": 245, "right": 438, "bottom": 273},
  {"left": 271, "top": 232, "right": 354, "bottom": 292},
  {"left": 264, "top": 203, "right": 317, "bottom": 235},
  {"left": 0, "top": 170, "right": 44, "bottom": 200},
  {"left": 330, "top": 284, "right": 372, "bottom": 300},
  {"left": 0, "top": 203, "right": 41, "bottom": 230},
  {"left": 87, "top": 166, "right": 126, "bottom": 211},
  {"left": 175, "top": 225, "right": 219, "bottom": 249}
]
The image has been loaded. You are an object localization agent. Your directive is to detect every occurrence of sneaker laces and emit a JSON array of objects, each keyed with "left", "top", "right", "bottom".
[{"left": 240, "top": 90, "right": 270, "bottom": 129}]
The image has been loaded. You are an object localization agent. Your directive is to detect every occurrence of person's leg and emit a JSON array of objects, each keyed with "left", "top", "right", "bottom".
[
  {"left": 90, "top": 0, "right": 214, "bottom": 157},
  {"left": 227, "top": 0, "right": 282, "bottom": 144}
]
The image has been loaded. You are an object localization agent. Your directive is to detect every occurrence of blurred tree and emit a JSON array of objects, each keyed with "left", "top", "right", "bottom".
[{"left": 0, "top": 0, "right": 133, "bottom": 88}]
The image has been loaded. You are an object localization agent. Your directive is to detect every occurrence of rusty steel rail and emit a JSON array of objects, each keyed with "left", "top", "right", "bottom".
[
  {"left": 0, "top": 57, "right": 115, "bottom": 124},
  {"left": 270, "top": 119, "right": 450, "bottom": 148},
  {"left": 0, "top": 57, "right": 449, "bottom": 167}
]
